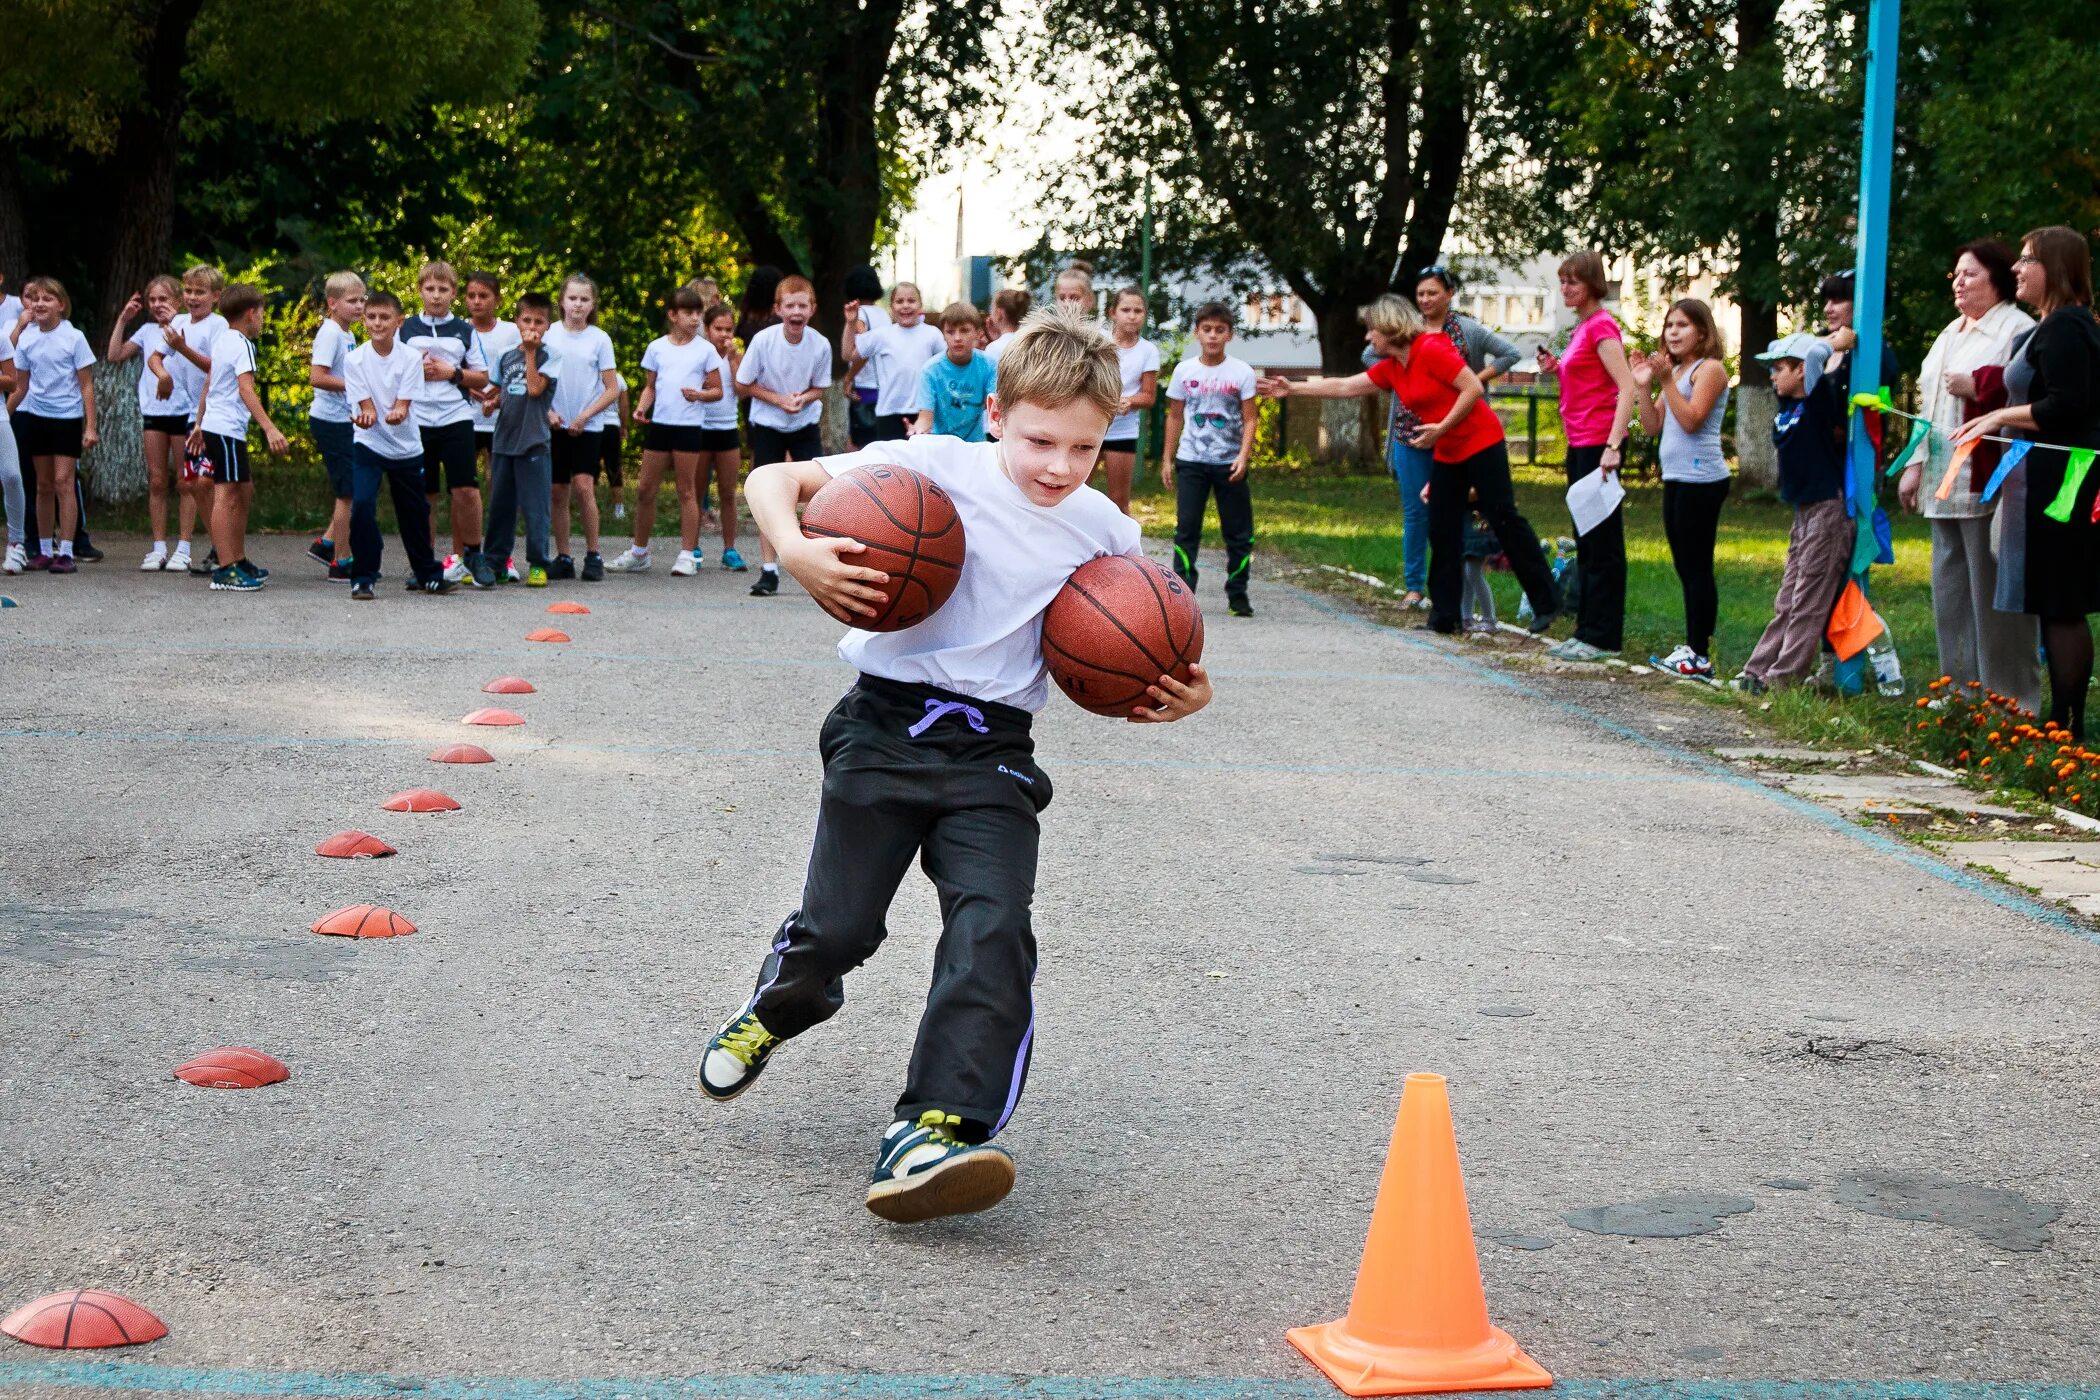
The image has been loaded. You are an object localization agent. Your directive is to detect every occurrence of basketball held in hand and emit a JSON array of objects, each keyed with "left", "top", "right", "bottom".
[
  {"left": 800, "top": 464, "right": 966, "bottom": 632},
  {"left": 1042, "top": 556, "right": 1205, "bottom": 716}
]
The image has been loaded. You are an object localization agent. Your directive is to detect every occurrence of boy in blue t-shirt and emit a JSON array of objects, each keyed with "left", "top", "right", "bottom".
[{"left": 909, "top": 302, "right": 995, "bottom": 442}]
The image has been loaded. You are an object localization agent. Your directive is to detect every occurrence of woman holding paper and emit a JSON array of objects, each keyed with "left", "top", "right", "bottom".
[
  {"left": 1535, "top": 251, "right": 1640, "bottom": 662},
  {"left": 1955, "top": 226, "right": 2100, "bottom": 738},
  {"left": 1259, "top": 294, "right": 1561, "bottom": 634},
  {"left": 1901, "top": 240, "right": 2038, "bottom": 715}
]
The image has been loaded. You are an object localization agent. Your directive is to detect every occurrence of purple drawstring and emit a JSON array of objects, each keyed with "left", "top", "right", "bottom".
[{"left": 908, "top": 698, "right": 989, "bottom": 737}]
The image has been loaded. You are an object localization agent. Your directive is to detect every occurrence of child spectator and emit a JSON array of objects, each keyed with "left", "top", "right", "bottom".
[
  {"left": 1098, "top": 286, "right": 1161, "bottom": 513},
  {"left": 151, "top": 264, "right": 227, "bottom": 574},
  {"left": 1052, "top": 262, "right": 1096, "bottom": 315},
  {"left": 983, "top": 289, "right": 1032, "bottom": 369},
  {"left": 597, "top": 372, "right": 631, "bottom": 523},
  {"left": 909, "top": 302, "right": 995, "bottom": 442},
  {"left": 0, "top": 325, "right": 21, "bottom": 574},
  {"left": 614, "top": 286, "right": 726, "bottom": 576},
  {"left": 1633, "top": 298, "right": 1733, "bottom": 681},
  {"left": 186, "top": 283, "right": 290, "bottom": 590},
  {"left": 8, "top": 277, "right": 98, "bottom": 574},
  {"left": 307, "top": 272, "right": 366, "bottom": 582},
  {"left": 694, "top": 304, "right": 1212, "bottom": 1223},
  {"left": 106, "top": 275, "right": 188, "bottom": 571},
  {"left": 401, "top": 261, "right": 491, "bottom": 585},
  {"left": 844, "top": 281, "right": 942, "bottom": 442},
  {"left": 345, "top": 291, "right": 452, "bottom": 599},
  {"left": 734, "top": 273, "right": 831, "bottom": 596},
  {"left": 483, "top": 291, "right": 559, "bottom": 588},
  {"left": 1163, "top": 301, "right": 1260, "bottom": 616},
  {"left": 843, "top": 265, "right": 890, "bottom": 449},
  {"left": 699, "top": 302, "right": 747, "bottom": 571},
  {"left": 465, "top": 273, "right": 521, "bottom": 565},
  {"left": 542, "top": 272, "right": 620, "bottom": 583},
  {"left": 1733, "top": 334, "right": 1850, "bottom": 693}
]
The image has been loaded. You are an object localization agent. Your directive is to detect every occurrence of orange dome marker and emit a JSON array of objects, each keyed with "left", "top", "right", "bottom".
[
  {"left": 1, "top": 1290, "right": 168, "bottom": 1349},
  {"left": 429, "top": 743, "right": 494, "bottom": 764},
  {"left": 315, "top": 830, "right": 396, "bottom": 859},
  {"left": 310, "top": 904, "right": 416, "bottom": 939},
  {"left": 382, "top": 788, "right": 460, "bottom": 813},
  {"left": 483, "top": 677, "right": 536, "bottom": 694},
  {"left": 526, "top": 627, "right": 571, "bottom": 643},
  {"left": 173, "top": 1046, "right": 290, "bottom": 1089},
  {"left": 1286, "top": 1072, "right": 1550, "bottom": 1395},
  {"left": 463, "top": 707, "right": 524, "bottom": 727},
  {"left": 547, "top": 601, "right": 590, "bottom": 615}
]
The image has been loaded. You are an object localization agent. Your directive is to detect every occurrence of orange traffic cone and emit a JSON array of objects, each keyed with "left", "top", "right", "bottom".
[{"left": 1287, "top": 1072, "right": 1550, "bottom": 1396}]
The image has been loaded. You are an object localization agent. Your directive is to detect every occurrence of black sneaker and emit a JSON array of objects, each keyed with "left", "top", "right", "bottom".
[
  {"left": 307, "top": 538, "right": 335, "bottom": 568},
  {"left": 749, "top": 568, "right": 779, "bottom": 597},
  {"left": 549, "top": 554, "right": 576, "bottom": 580},
  {"left": 408, "top": 574, "right": 457, "bottom": 595},
  {"left": 189, "top": 547, "right": 219, "bottom": 577},
  {"left": 73, "top": 540, "right": 104, "bottom": 563},
  {"left": 327, "top": 560, "right": 353, "bottom": 583},
  {"left": 469, "top": 554, "right": 498, "bottom": 589},
  {"left": 1526, "top": 608, "right": 1561, "bottom": 635},
  {"left": 581, "top": 551, "right": 605, "bottom": 582},
  {"left": 236, "top": 558, "right": 269, "bottom": 581},
  {"left": 1228, "top": 594, "right": 1253, "bottom": 618},
  {"left": 698, "top": 1004, "right": 781, "bottom": 1101},
  {"left": 351, "top": 579, "right": 375, "bottom": 601}
]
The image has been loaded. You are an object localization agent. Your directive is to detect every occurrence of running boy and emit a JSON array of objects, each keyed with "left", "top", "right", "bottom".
[
  {"left": 307, "top": 271, "right": 366, "bottom": 581},
  {"left": 734, "top": 273, "right": 831, "bottom": 596},
  {"left": 106, "top": 275, "right": 187, "bottom": 570},
  {"left": 186, "top": 284, "right": 290, "bottom": 591},
  {"left": 1162, "top": 301, "right": 1260, "bottom": 616},
  {"left": 483, "top": 291, "right": 559, "bottom": 587},
  {"left": 400, "top": 261, "right": 490, "bottom": 585},
  {"left": 908, "top": 302, "right": 994, "bottom": 441},
  {"left": 842, "top": 281, "right": 942, "bottom": 442},
  {"left": 345, "top": 291, "right": 452, "bottom": 599},
  {"left": 695, "top": 305, "right": 1213, "bottom": 1222}
]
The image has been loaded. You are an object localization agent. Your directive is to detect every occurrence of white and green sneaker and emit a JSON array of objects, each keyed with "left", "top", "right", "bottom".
[
  {"left": 698, "top": 1005, "right": 779, "bottom": 1101},
  {"left": 864, "top": 1110, "right": 1016, "bottom": 1223},
  {"left": 1546, "top": 637, "right": 1617, "bottom": 662}
]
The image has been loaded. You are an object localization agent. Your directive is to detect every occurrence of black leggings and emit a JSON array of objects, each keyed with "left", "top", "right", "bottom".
[
  {"left": 2042, "top": 616, "right": 2094, "bottom": 740},
  {"left": 1661, "top": 478, "right": 1731, "bottom": 657},
  {"left": 1564, "top": 445, "right": 1625, "bottom": 650}
]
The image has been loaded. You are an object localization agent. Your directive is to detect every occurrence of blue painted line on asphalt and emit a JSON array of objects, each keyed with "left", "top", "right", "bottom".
[
  {"left": 1293, "top": 588, "right": 2100, "bottom": 947},
  {"left": 2, "top": 1362, "right": 2096, "bottom": 1400}
]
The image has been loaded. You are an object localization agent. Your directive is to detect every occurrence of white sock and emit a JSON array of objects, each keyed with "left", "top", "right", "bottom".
[
  {"left": 57, "top": 541, "right": 74, "bottom": 558},
  {"left": 762, "top": 561, "right": 778, "bottom": 574},
  {"left": 172, "top": 541, "right": 190, "bottom": 556},
  {"left": 634, "top": 544, "right": 649, "bottom": 556},
  {"left": 40, "top": 538, "right": 54, "bottom": 555},
  {"left": 154, "top": 540, "right": 169, "bottom": 552}
]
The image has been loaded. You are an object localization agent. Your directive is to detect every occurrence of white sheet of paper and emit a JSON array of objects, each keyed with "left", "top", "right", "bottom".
[{"left": 1565, "top": 467, "right": 1625, "bottom": 536}]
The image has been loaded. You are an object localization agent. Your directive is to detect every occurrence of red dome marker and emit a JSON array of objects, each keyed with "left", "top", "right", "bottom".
[
  {"left": 315, "top": 830, "right": 396, "bottom": 859},
  {"left": 547, "top": 601, "right": 590, "bottom": 615},
  {"left": 526, "top": 627, "right": 571, "bottom": 643},
  {"left": 429, "top": 743, "right": 494, "bottom": 764},
  {"left": 173, "top": 1047, "right": 289, "bottom": 1089},
  {"left": 311, "top": 904, "right": 416, "bottom": 939},
  {"left": 483, "top": 677, "right": 536, "bottom": 694},
  {"left": 382, "top": 788, "right": 460, "bottom": 813},
  {"left": 1, "top": 1290, "right": 168, "bottom": 1349},
  {"left": 463, "top": 708, "right": 524, "bottom": 727}
]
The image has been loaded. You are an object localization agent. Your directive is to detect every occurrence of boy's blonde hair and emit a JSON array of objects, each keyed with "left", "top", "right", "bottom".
[
  {"left": 1358, "top": 292, "right": 1424, "bottom": 343},
  {"left": 324, "top": 271, "right": 367, "bottom": 302},
  {"left": 994, "top": 304, "right": 1121, "bottom": 422},
  {"left": 181, "top": 263, "right": 225, "bottom": 292},
  {"left": 938, "top": 301, "right": 984, "bottom": 333},
  {"left": 417, "top": 260, "right": 458, "bottom": 289}
]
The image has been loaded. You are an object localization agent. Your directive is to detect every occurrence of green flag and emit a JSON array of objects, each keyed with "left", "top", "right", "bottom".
[
  {"left": 1883, "top": 417, "right": 1930, "bottom": 478},
  {"left": 2043, "top": 448, "right": 2098, "bottom": 523}
]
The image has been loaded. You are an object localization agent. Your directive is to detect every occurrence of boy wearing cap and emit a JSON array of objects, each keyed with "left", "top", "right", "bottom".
[{"left": 1732, "top": 333, "right": 1849, "bottom": 694}]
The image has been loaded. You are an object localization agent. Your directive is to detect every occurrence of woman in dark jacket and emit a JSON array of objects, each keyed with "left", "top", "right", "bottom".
[{"left": 1956, "top": 226, "right": 2100, "bottom": 737}]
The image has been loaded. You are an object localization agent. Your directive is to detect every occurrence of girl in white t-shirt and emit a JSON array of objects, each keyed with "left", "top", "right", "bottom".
[
  {"left": 700, "top": 302, "right": 748, "bottom": 569},
  {"left": 615, "top": 286, "right": 727, "bottom": 577},
  {"left": 105, "top": 275, "right": 187, "bottom": 568},
  {"left": 9, "top": 277, "right": 98, "bottom": 573},
  {"left": 1097, "top": 286, "right": 1161, "bottom": 514},
  {"left": 543, "top": 273, "right": 623, "bottom": 581},
  {"left": 1053, "top": 263, "right": 1095, "bottom": 315}
]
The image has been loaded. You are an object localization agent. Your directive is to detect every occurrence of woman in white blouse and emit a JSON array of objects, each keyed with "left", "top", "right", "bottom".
[{"left": 1899, "top": 239, "right": 2039, "bottom": 713}]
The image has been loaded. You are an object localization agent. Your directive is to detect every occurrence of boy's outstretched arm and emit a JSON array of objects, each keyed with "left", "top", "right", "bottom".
[{"left": 746, "top": 459, "right": 893, "bottom": 623}]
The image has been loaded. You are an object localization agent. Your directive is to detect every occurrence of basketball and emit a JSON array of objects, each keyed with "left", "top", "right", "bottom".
[
  {"left": 800, "top": 464, "right": 967, "bottom": 632},
  {"left": 1041, "top": 556, "right": 1205, "bottom": 716}
]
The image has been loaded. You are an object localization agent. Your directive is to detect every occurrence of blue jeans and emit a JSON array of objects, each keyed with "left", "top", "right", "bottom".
[
  {"left": 350, "top": 444, "right": 439, "bottom": 588},
  {"left": 1390, "top": 437, "right": 1432, "bottom": 593}
]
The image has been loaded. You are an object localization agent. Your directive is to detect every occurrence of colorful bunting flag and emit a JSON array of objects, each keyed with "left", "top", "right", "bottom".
[
  {"left": 1933, "top": 439, "right": 1977, "bottom": 501},
  {"left": 2043, "top": 448, "right": 2097, "bottom": 524},
  {"left": 1980, "top": 440, "right": 2033, "bottom": 502},
  {"left": 1883, "top": 417, "right": 1931, "bottom": 478}
]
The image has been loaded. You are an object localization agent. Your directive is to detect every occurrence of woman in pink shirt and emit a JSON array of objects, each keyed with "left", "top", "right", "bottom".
[{"left": 1535, "top": 250, "right": 1640, "bottom": 659}]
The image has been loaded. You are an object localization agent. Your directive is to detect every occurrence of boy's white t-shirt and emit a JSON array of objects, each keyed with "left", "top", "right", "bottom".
[
  {"left": 344, "top": 340, "right": 425, "bottom": 460},
  {"left": 15, "top": 321, "right": 97, "bottom": 418},
  {"left": 701, "top": 344, "right": 742, "bottom": 430},
  {"left": 1108, "top": 338, "right": 1162, "bottom": 439},
  {"left": 310, "top": 318, "right": 357, "bottom": 424},
  {"left": 641, "top": 335, "right": 726, "bottom": 428},
  {"left": 983, "top": 331, "right": 1016, "bottom": 369},
  {"left": 820, "top": 436, "right": 1144, "bottom": 711},
  {"left": 199, "top": 329, "right": 257, "bottom": 438},
  {"left": 542, "top": 323, "right": 618, "bottom": 430},
  {"left": 1165, "top": 353, "right": 1259, "bottom": 465},
  {"left": 400, "top": 313, "right": 486, "bottom": 429},
  {"left": 737, "top": 323, "right": 833, "bottom": 431},
  {"left": 471, "top": 320, "right": 521, "bottom": 434},
  {"left": 128, "top": 322, "right": 170, "bottom": 411},
  {"left": 862, "top": 320, "right": 946, "bottom": 417},
  {"left": 851, "top": 302, "right": 890, "bottom": 392},
  {"left": 164, "top": 312, "right": 225, "bottom": 422}
]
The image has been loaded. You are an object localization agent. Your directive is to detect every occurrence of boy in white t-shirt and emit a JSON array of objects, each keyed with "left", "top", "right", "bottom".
[
  {"left": 733, "top": 273, "right": 832, "bottom": 595},
  {"left": 613, "top": 285, "right": 727, "bottom": 576},
  {"left": 307, "top": 271, "right": 366, "bottom": 580},
  {"left": 400, "top": 261, "right": 491, "bottom": 585},
  {"left": 1162, "top": 301, "right": 1261, "bottom": 617},
  {"left": 842, "top": 281, "right": 943, "bottom": 443},
  {"left": 185, "top": 284, "right": 290, "bottom": 592},
  {"left": 344, "top": 291, "right": 452, "bottom": 599},
  {"left": 695, "top": 305, "right": 1213, "bottom": 1224}
]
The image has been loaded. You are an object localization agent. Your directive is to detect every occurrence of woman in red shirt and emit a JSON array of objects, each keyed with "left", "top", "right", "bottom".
[{"left": 1260, "top": 294, "right": 1562, "bottom": 634}]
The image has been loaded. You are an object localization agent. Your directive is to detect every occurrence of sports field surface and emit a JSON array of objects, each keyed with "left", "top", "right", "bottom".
[{"left": 2, "top": 533, "right": 2097, "bottom": 1398}]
